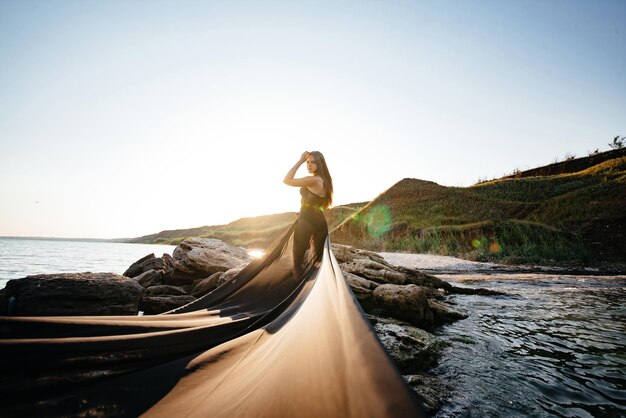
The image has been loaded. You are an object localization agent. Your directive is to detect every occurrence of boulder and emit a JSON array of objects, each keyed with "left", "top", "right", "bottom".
[
  {"left": 371, "top": 284, "right": 434, "bottom": 329},
  {"left": 344, "top": 272, "right": 379, "bottom": 291},
  {"left": 123, "top": 254, "right": 166, "bottom": 278},
  {"left": 217, "top": 265, "right": 246, "bottom": 286},
  {"left": 448, "top": 284, "right": 506, "bottom": 296},
  {"left": 396, "top": 266, "right": 453, "bottom": 291},
  {"left": 134, "top": 269, "right": 165, "bottom": 288},
  {"left": 145, "top": 285, "right": 188, "bottom": 296},
  {"left": 403, "top": 373, "right": 451, "bottom": 415},
  {"left": 171, "top": 238, "right": 250, "bottom": 282},
  {"left": 161, "top": 253, "right": 176, "bottom": 273},
  {"left": 368, "top": 315, "right": 445, "bottom": 373},
  {"left": 139, "top": 295, "right": 196, "bottom": 315},
  {"left": 341, "top": 258, "right": 409, "bottom": 285},
  {"left": 428, "top": 300, "right": 469, "bottom": 324},
  {"left": 191, "top": 272, "right": 223, "bottom": 297},
  {"left": 343, "top": 272, "right": 378, "bottom": 310},
  {"left": 0, "top": 273, "right": 144, "bottom": 316},
  {"left": 331, "top": 243, "right": 393, "bottom": 267},
  {"left": 190, "top": 265, "right": 247, "bottom": 298}
]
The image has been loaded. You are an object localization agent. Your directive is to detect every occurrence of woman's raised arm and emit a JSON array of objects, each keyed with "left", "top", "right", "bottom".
[{"left": 283, "top": 151, "right": 320, "bottom": 187}]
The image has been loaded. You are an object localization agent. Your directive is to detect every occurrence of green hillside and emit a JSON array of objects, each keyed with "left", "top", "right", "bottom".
[{"left": 331, "top": 153, "right": 626, "bottom": 265}]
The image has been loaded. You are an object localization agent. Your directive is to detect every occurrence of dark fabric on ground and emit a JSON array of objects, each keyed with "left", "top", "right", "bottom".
[{"left": 0, "top": 209, "right": 425, "bottom": 417}]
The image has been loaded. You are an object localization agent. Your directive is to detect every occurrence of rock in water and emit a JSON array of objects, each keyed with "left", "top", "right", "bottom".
[
  {"left": 368, "top": 315, "right": 445, "bottom": 373},
  {"left": 371, "top": 284, "right": 435, "bottom": 329},
  {"left": 428, "top": 300, "right": 469, "bottom": 325},
  {"left": 0, "top": 273, "right": 144, "bottom": 316}
]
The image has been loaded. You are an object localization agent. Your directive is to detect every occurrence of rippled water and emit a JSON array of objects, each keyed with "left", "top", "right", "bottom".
[
  {"left": 0, "top": 237, "right": 176, "bottom": 289},
  {"left": 432, "top": 275, "right": 626, "bottom": 418}
]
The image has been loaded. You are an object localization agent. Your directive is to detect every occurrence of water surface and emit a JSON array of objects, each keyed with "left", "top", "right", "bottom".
[
  {"left": 432, "top": 274, "right": 626, "bottom": 418},
  {"left": 0, "top": 237, "right": 175, "bottom": 289}
]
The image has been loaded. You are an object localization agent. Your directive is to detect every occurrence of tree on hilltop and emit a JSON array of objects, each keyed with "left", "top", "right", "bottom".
[{"left": 609, "top": 135, "right": 625, "bottom": 149}]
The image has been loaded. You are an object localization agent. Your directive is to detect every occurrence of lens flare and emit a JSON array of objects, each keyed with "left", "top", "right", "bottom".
[
  {"left": 489, "top": 242, "right": 501, "bottom": 253},
  {"left": 364, "top": 205, "right": 392, "bottom": 238}
]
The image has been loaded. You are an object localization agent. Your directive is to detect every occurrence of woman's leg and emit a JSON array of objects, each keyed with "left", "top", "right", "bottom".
[
  {"left": 311, "top": 227, "right": 327, "bottom": 263},
  {"left": 293, "top": 217, "right": 314, "bottom": 276}
]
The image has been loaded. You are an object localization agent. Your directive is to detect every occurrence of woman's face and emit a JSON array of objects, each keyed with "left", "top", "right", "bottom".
[{"left": 306, "top": 155, "right": 318, "bottom": 174}]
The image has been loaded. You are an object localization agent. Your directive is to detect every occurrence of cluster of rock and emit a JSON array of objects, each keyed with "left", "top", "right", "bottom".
[
  {"left": 332, "top": 243, "right": 471, "bottom": 329},
  {"left": 121, "top": 238, "right": 251, "bottom": 314}
]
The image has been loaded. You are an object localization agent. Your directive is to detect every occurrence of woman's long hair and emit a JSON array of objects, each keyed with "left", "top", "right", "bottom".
[{"left": 310, "top": 151, "right": 333, "bottom": 208}]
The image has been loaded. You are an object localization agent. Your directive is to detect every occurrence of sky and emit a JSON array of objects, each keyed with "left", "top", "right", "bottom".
[{"left": 1, "top": 0, "right": 624, "bottom": 239}]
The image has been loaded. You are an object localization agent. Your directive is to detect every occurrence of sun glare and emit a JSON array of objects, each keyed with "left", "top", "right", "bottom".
[{"left": 248, "top": 249, "right": 265, "bottom": 259}]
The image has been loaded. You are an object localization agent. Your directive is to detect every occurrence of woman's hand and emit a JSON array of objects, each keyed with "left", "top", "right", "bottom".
[{"left": 299, "top": 151, "right": 310, "bottom": 163}]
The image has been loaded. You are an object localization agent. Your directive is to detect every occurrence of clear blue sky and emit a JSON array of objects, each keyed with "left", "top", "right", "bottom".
[{"left": 1, "top": 0, "right": 624, "bottom": 238}]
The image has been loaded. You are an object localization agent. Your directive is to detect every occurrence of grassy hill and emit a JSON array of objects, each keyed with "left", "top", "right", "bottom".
[
  {"left": 122, "top": 202, "right": 367, "bottom": 248},
  {"left": 123, "top": 213, "right": 296, "bottom": 247},
  {"left": 331, "top": 149, "right": 626, "bottom": 265}
]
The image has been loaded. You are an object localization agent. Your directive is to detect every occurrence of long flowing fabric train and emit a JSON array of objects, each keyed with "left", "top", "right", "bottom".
[{"left": 0, "top": 216, "right": 425, "bottom": 417}]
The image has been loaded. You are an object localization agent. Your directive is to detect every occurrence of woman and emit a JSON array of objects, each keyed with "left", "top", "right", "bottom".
[
  {"left": 283, "top": 151, "right": 333, "bottom": 276},
  {"left": 0, "top": 152, "right": 424, "bottom": 417}
]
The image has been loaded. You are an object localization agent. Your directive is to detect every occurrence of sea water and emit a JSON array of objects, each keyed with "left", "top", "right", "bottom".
[
  {"left": 0, "top": 237, "right": 176, "bottom": 289},
  {"left": 432, "top": 274, "right": 626, "bottom": 418}
]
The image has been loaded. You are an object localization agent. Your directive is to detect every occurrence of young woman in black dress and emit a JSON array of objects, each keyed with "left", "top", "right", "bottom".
[{"left": 283, "top": 151, "right": 334, "bottom": 276}]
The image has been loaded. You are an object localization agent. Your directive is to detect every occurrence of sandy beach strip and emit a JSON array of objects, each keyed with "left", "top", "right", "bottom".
[{"left": 378, "top": 252, "right": 626, "bottom": 280}]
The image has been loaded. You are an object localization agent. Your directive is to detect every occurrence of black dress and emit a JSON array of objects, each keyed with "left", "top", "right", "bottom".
[
  {"left": 293, "top": 186, "right": 329, "bottom": 274},
  {"left": 0, "top": 188, "right": 425, "bottom": 417}
]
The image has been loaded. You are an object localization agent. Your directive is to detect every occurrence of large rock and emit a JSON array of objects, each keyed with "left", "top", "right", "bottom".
[
  {"left": 341, "top": 258, "right": 409, "bottom": 285},
  {"left": 371, "top": 284, "right": 434, "bottom": 329},
  {"left": 396, "top": 266, "right": 453, "bottom": 291},
  {"left": 123, "top": 254, "right": 166, "bottom": 278},
  {"left": 217, "top": 265, "right": 246, "bottom": 286},
  {"left": 191, "top": 272, "right": 223, "bottom": 297},
  {"left": 344, "top": 272, "right": 379, "bottom": 310},
  {"left": 139, "top": 295, "right": 196, "bottom": 315},
  {"left": 191, "top": 265, "right": 247, "bottom": 298},
  {"left": 0, "top": 273, "right": 144, "bottom": 316},
  {"left": 134, "top": 269, "right": 165, "bottom": 288},
  {"left": 428, "top": 300, "right": 469, "bottom": 325},
  {"left": 145, "top": 285, "right": 188, "bottom": 296},
  {"left": 369, "top": 314, "right": 451, "bottom": 415},
  {"left": 332, "top": 243, "right": 393, "bottom": 266},
  {"left": 171, "top": 238, "right": 250, "bottom": 283},
  {"left": 404, "top": 373, "right": 452, "bottom": 416},
  {"left": 369, "top": 315, "right": 445, "bottom": 373},
  {"left": 344, "top": 272, "right": 379, "bottom": 291}
]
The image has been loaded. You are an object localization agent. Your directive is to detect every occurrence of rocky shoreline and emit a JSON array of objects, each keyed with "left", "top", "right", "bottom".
[{"left": 0, "top": 238, "right": 503, "bottom": 415}]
